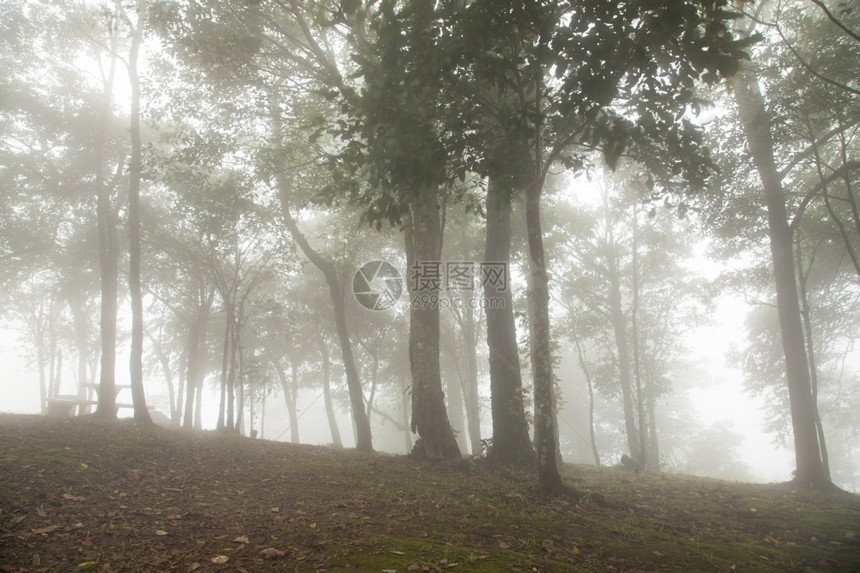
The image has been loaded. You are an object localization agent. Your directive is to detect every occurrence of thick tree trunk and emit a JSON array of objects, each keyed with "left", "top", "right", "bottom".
[
  {"left": 732, "top": 69, "right": 830, "bottom": 489},
  {"left": 126, "top": 6, "right": 151, "bottom": 425},
  {"left": 406, "top": 190, "right": 461, "bottom": 460},
  {"left": 484, "top": 177, "right": 535, "bottom": 466},
  {"left": 524, "top": 180, "right": 563, "bottom": 494}
]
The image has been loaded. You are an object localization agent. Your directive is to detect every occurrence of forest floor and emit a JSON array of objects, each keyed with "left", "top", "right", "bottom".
[{"left": 0, "top": 414, "right": 858, "bottom": 573}]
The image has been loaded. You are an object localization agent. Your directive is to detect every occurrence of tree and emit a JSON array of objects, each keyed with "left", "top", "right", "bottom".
[
  {"left": 92, "top": 4, "right": 124, "bottom": 419},
  {"left": 122, "top": 0, "right": 152, "bottom": 424},
  {"left": 436, "top": 0, "right": 749, "bottom": 492},
  {"left": 728, "top": 5, "right": 836, "bottom": 488},
  {"left": 553, "top": 167, "right": 708, "bottom": 470}
]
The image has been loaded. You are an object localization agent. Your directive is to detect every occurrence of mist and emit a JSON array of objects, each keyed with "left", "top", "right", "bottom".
[{"left": 2, "top": 0, "right": 859, "bottom": 497}]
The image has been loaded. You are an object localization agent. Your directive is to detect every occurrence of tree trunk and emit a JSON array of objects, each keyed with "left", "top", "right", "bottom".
[
  {"left": 184, "top": 283, "right": 211, "bottom": 429},
  {"left": 630, "top": 206, "right": 647, "bottom": 465},
  {"left": 226, "top": 312, "right": 240, "bottom": 431},
  {"left": 217, "top": 309, "right": 232, "bottom": 431},
  {"left": 572, "top": 326, "right": 601, "bottom": 466},
  {"left": 607, "top": 241, "right": 641, "bottom": 461},
  {"left": 406, "top": 189, "right": 461, "bottom": 460},
  {"left": 69, "top": 294, "right": 91, "bottom": 416},
  {"left": 401, "top": 375, "right": 413, "bottom": 453},
  {"left": 287, "top": 360, "right": 300, "bottom": 443},
  {"left": 795, "top": 236, "right": 832, "bottom": 482},
  {"left": 524, "top": 178, "right": 563, "bottom": 494},
  {"left": 318, "top": 333, "right": 343, "bottom": 448},
  {"left": 732, "top": 68, "right": 830, "bottom": 489},
  {"left": 175, "top": 349, "right": 186, "bottom": 425},
  {"left": 444, "top": 357, "right": 468, "bottom": 453},
  {"left": 268, "top": 90, "right": 372, "bottom": 451},
  {"left": 94, "top": 22, "right": 121, "bottom": 420},
  {"left": 126, "top": 2, "right": 150, "bottom": 425},
  {"left": 645, "top": 367, "right": 659, "bottom": 467},
  {"left": 484, "top": 177, "right": 535, "bottom": 466},
  {"left": 460, "top": 297, "right": 483, "bottom": 456}
]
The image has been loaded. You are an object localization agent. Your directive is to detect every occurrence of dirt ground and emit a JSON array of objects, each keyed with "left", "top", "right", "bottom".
[{"left": 1, "top": 414, "right": 858, "bottom": 572}]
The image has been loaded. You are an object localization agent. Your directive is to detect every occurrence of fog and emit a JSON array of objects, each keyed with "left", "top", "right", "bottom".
[{"left": 1, "top": 0, "right": 858, "bottom": 495}]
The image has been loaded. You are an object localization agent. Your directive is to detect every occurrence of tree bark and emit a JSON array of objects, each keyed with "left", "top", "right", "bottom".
[
  {"left": 443, "top": 355, "right": 468, "bottom": 453},
  {"left": 183, "top": 282, "right": 211, "bottom": 429},
  {"left": 795, "top": 235, "right": 832, "bottom": 482},
  {"left": 459, "top": 296, "right": 483, "bottom": 456},
  {"left": 269, "top": 93, "right": 373, "bottom": 452},
  {"left": 318, "top": 333, "right": 343, "bottom": 448},
  {"left": 406, "top": 190, "right": 461, "bottom": 460},
  {"left": 484, "top": 177, "right": 535, "bottom": 466},
  {"left": 125, "top": 2, "right": 151, "bottom": 425},
  {"left": 68, "top": 293, "right": 91, "bottom": 416},
  {"left": 216, "top": 308, "right": 232, "bottom": 431},
  {"left": 524, "top": 178, "right": 563, "bottom": 494},
  {"left": 732, "top": 68, "right": 831, "bottom": 489},
  {"left": 630, "top": 206, "right": 647, "bottom": 465},
  {"left": 94, "top": 20, "right": 121, "bottom": 420},
  {"left": 572, "top": 326, "right": 600, "bottom": 466},
  {"left": 606, "top": 228, "right": 641, "bottom": 461}
]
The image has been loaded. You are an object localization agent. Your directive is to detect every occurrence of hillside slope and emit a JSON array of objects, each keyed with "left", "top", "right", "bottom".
[{"left": 1, "top": 414, "right": 857, "bottom": 572}]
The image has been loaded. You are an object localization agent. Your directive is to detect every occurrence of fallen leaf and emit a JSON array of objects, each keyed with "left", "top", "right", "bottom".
[
  {"left": 233, "top": 535, "right": 250, "bottom": 544},
  {"left": 408, "top": 565, "right": 421, "bottom": 571},
  {"left": 498, "top": 541, "right": 510, "bottom": 549},
  {"left": 156, "top": 530, "right": 168, "bottom": 536},
  {"left": 33, "top": 525, "right": 59, "bottom": 535},
  {"left": 210, "top": 555, "right": 229, "bottom": 564},
  {"left": 260, "top": 547, "right": 285, "bottom": 559},
  {"left": 391, "top": 550, "right": 405, "bottom": 555},
  {"left": 764, "top": 535, "right": 781, "bottom": 548},
  {"left": 10, "top": 515, "right": 25, "bottom": 525},
  {"left": 187, "top": 562, "right": 200, "bottom": 571}
]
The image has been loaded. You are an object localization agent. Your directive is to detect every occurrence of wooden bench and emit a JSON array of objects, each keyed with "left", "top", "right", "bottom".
[{"left": 46, "top": 396, "right": 134, "bottom": 417}]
